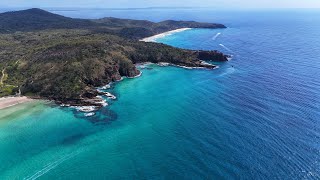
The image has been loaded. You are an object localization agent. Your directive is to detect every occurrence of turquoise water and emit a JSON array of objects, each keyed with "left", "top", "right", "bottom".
[{"left": 1, "top": 9, "right": 320, "bottom": 179}]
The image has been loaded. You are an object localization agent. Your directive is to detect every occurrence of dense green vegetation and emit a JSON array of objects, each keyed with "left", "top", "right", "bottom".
[
  {"left": 0, "top": 8, "right": 228, "bottom": 105},
  {"left": 0, "top": 8, "right": 226, "bottom": 39}
]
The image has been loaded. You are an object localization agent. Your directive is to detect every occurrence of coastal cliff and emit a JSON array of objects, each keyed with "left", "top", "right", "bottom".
[
  {"left": 0, "top": 9, "right": 229, "bottom": 106},
  {"left": 194, "top": 50, "right": 229, "bottom": 61}
]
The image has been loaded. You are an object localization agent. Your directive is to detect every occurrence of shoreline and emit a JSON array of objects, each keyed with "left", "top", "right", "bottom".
[
  {"left": 0, "top": 96, "right": 34, "bottom": 110},
  {"left": 127, "top": 71, "right": 143, "bottom": 79},
  {"left": 140, "top": 28, "right": 192, "bottom": 42},
  {"left": 136, "top": 61, "right": 217, "bottom": 70}
]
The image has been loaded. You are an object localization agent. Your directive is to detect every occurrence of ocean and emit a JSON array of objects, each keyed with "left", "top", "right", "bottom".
[{"left": 0, "top": 8, "right": 319, "bottom": 179}]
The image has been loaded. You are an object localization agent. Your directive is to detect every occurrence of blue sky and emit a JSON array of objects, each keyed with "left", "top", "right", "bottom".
[{"left": 2, "top": 0, "right": 320, "bottom": 8}]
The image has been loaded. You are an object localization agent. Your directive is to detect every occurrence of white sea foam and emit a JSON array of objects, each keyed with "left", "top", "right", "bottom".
[
  {"left": 200, "top": 60, "right": 214, "bottom": 66},
  {"left": 140, "top": 28, "right": 192, "bottom": 42},
  {"left": 174, "top": 65, "right": 193, "bottom": 69},
  {"left": 104, "top": 92, "right": 117, "bottom": 100},
  {"left": 158, "top": 62, "right": 218, "bottom": 70},
  {"left": 157, "top": 62, "right": 170, "bottom": 66},
  {"left": 74, "top": 106, "right": 98, "bottom": 112},
  {"left": 136, "top": 62, "right": 153, "bottom": 68},
  {"left": 95, "top": 96, "right": 108, "bottom": 106},
  {"left": 100, "top": 84, "right": 111, "bottom": 90},
  {"left": 116, "top": 77, "right": 124, "bottom": 82},
  {"left": 60, "top": 104, "right": 70, "bottom": 107},
  {"left": 174, "top": 64, "right": 217, "bottom": 70},
  {"left": 97, "top": 90, "right": 116, "bottom": 99},
  {"left": 127, "top": 71, "right": 142, "bottom": 78}
]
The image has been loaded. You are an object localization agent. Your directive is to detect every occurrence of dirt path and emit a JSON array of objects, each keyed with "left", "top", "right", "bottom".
[{"left": 0, "top": 68, "right": 6, "bottom": 86}]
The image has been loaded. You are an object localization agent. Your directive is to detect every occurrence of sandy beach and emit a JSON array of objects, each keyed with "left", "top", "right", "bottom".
[
  {"left": 0, "top": 96, "right": 33, "bottom": 110},
  {"left": 140, "top": 28, "right": 192, "bottom": 42}
]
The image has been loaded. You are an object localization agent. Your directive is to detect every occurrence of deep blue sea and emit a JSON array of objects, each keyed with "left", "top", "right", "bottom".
[{"left": 0, "top": 8, "right": 319, "bottom": 179}]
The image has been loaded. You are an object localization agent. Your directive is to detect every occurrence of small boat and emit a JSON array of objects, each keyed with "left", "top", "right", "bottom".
[{"left": 84, "top": 112, "right": 95, "bottom": 117}]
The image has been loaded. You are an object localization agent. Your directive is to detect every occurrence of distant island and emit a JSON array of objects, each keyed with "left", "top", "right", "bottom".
[{"left": 0, "top": 8, "right": 229, "bottom": 107}]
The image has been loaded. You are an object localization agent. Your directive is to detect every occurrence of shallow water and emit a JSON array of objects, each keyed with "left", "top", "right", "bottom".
[{"left": 0, "top": 9, "right": 319, "bottom": 179}]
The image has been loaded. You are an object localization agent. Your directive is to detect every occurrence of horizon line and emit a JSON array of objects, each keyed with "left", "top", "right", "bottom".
[{"left": 1, "top": 6, "right": 320, "bottom": 10}]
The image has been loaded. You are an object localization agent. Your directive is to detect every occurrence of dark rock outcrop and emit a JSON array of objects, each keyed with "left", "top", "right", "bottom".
[{"left": 194, "top": 50, "right": 230, "bottom": 61}]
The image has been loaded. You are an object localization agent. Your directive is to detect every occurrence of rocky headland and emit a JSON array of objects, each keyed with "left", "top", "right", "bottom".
[{"left": 0, "top": 8, "right": 230, "bottom": 107}]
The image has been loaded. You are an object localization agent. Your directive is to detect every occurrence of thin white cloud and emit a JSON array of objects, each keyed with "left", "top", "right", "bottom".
[{"left": 2, "top": 0, "right": 320, "bottom": 8}]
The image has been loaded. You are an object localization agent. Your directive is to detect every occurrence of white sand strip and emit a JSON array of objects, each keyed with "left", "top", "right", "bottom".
[
  {"left": 140, "top": 28, "right": 192, "bottom": 42},
  {"left": 0, "top": 96, "right": 33, "bottom": 110}
]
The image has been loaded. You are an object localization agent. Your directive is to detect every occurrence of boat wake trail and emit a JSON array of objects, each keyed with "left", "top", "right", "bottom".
[
  {"left": 218, "top": 67, "right": 235, "bottom": 77},
  {"left": 24, "top": 151, "right": 80, "bottom": 180},
  {"left": 219, "top": 44, "right": 233, "bottom": 53},
  {"left": 212, "top": 33, "right": 221, "bottom": 40}
]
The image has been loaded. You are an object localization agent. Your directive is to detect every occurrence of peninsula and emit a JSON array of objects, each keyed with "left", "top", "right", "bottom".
[{"left": 0, "top": 8, "right": 229, "bottom": 107}]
